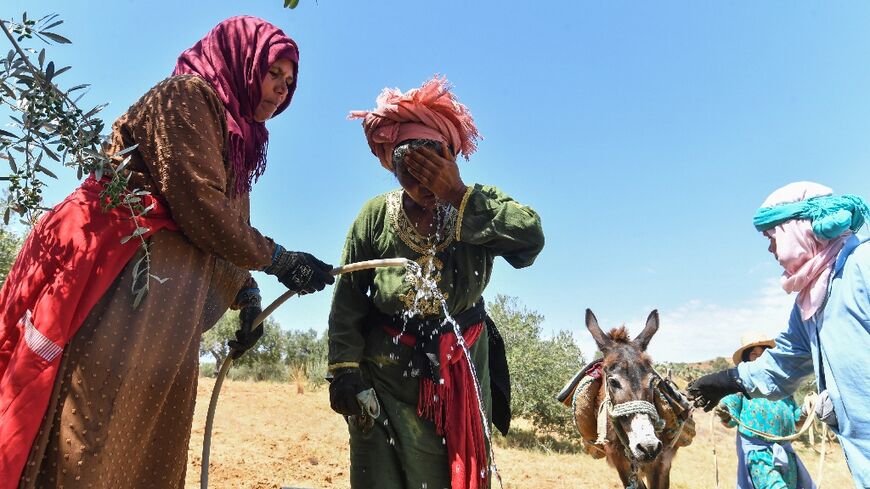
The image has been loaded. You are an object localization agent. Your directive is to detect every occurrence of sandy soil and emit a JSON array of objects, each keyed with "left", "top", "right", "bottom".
[{"left": 187, "top": 378, "right": 854, "bottom": 489}]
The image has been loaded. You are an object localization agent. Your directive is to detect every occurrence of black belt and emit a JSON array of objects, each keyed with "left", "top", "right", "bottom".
[
  {"left": 365, "top": 299, "right": 487, "bottom": 380},
  {"left": 366, "top": 298, "right": 486, "bottom": 338},
  {"left": 363, "top": 298, "right": 513, "bottom": 436}
]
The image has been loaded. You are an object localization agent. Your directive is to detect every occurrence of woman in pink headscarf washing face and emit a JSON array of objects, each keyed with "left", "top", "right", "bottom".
[
  {"left": 0, "top": 16, "right": 334, "bottom": 488},
  {"left": 328, "top": 76, "right": 545, "bottom": 488},
  {"left": 350, "top": 76, "right": 483, "bottom": 213}
]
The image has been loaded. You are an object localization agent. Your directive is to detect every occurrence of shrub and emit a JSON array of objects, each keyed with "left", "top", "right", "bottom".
[
  {"left": 0, "top": 224, "right": 23, "bottom": 286},
  {"left": 229, "top": 361, "right": 288, "bottom": 382},
  {"left": 284, "top": 328, "right": 329, "bottom": 389},
  {"left": 490, "top": 294, "right": 585, "bottom": 439},
  {"left": 200, "top": 362, "right": 216, "bottom": 378}
]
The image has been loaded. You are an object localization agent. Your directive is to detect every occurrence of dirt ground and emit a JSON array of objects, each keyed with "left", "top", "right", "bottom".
[{"left": 187, "top": 379, "right": 854, "bottom": 489}]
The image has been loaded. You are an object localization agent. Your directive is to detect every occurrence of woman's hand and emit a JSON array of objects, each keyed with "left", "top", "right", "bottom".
[
  {"left": 264, "top": 245, "right": 335, "bottom": 295},
  {"left": 404, "top": 145, "right": 467, "bottom": 207},
  {"left": 228, "top": 284, "right": 264, "bottom": 359},
  {"left": 229, "top": 304, "right": 264, "bottom": 359},
  {"left": 715, "top": 404, "right": 733, "bottom": 424},
  {"left": 687, "top": 368, "right": 746, "bottom": 411},
  {"left": 329, "top": 368, "right": 366, "bottom": 416}
]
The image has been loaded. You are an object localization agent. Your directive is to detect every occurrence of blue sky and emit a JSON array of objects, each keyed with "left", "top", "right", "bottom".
[{"left": 4, "top": 1, "right": 869, "bottom": 361}]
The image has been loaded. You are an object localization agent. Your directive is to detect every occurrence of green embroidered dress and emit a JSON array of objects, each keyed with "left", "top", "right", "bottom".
[{"left": 328, "top": 184, "right": 544, "bottom": 488}]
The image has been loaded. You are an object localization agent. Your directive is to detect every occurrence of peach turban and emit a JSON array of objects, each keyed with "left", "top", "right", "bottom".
[{"left": 349, "top": 76, "right": 481, "bottom": 171}]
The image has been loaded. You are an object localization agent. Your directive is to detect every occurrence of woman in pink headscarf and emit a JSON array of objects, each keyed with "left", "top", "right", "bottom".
[
  {"left": 0, "top": 16, "right": 333, "bottom": 488},
  {"left": 328, "top": 76, "right": 545, "bottom": 489},
  {"left": 689, "top": 182, "right": 870, "bottom": 487}
]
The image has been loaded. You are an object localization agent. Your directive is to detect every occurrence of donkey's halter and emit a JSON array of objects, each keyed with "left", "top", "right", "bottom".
[
  {"left": 593, "top": 374, "right": 661, "bottom": 446},
  {"left": 611, "top": 399, "right": 660, "bottom": 419},
  {"left": 593, "top": 373, "right": 666, "bottom": 489},
  {"left": 581, "top": 369, "right": 693, "bottom": 489}
]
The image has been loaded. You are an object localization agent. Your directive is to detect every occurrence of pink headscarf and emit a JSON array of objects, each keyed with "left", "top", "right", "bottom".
[
  {"left": 762, "top": 182, "right": 851, "bottom": 320},
  {"left": 173, "top": 16, "right": 299, "bottom": 195},
  {"left": 349, "top": 76, "right": 481, "bottom": 171}
]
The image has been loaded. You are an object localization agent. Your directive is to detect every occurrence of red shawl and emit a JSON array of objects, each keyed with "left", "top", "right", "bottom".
[{"left": 0, "top": 178, "right": 178, "bottom": 486}]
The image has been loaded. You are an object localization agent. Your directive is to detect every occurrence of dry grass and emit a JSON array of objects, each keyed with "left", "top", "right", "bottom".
[
  {"left": 287, "top": 364, "right": 308, "bottom": 395},
  {"left": 187, "top": 379, "right": 854, "bottom": 489}
]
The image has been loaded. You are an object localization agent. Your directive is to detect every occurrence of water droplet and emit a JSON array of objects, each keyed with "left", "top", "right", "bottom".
[{"left": 396, "top": 252, "right": 497, "bottom": 478}]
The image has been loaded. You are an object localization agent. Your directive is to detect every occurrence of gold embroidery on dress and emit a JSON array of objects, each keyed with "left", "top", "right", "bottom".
[
  {"left": 386, "top": 190, "right": 456, "bottom": 317},
  {"left": 454, "top": 185, "right": 475, "bottom": 242},
  {"left": 399, "top": 255, "right": 449, "bottom": 316},
  {"left": 386, "top": 190, "right": 457, "bottom": 255}
]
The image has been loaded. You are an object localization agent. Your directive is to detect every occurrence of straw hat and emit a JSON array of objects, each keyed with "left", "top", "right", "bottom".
[{"left": 732, "top": 331, "right": 776, "bottom": 365}]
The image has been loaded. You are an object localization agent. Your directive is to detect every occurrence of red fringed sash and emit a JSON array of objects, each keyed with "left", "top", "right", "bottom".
[{"left": 385, "top": 322, "right": 488, "bottom": 489}]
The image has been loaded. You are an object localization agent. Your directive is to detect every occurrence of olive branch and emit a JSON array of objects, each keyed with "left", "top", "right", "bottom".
[{"left": 0, "top": 12, "right": 166, "bottom": 307}]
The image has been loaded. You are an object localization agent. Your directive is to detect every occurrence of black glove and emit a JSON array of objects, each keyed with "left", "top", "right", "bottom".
[
  {"left": 227, "top": 286, "right": 263, "bottom": 360},
  {"left": 329, "top": 368, "right": 366, "bottom": 416},
  {"left": 264, "top": 244, "right": 335, "bottom": 295},
  {"left": 230, "top": 279, "right": 261, "bottom": 310},
  {"left": 687, "top": 368, "right": 746, "bottom": 411}
]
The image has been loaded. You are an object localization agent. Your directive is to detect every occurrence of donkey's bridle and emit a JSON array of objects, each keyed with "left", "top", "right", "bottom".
[
  {"left": 581, "top": 368, "right": 693, "bottom": 489},
  {"left": 592, "top": 373, "right": 669, "bottom": 489},
  {"left": 593, "top": 373, "right": 662, "bottom": 447}
]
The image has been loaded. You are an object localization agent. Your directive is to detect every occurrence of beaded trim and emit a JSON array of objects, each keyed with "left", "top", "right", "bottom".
[
  {"left": 328, "top": 361, "right": 360, "bottom": 372},
  {"left": 454, "top": 185, "right": 475, "bottom": 242},
  {"left": 385, "top": 190, "right": 457, "bottom": 255}
]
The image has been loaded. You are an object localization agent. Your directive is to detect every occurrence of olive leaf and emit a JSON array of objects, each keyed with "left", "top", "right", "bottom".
[
  {"left": 119, "top": 226, "right": 149, "bottom": 244},
  {"left": 1, "top": 12, "right": 167, "bottom": 306}
]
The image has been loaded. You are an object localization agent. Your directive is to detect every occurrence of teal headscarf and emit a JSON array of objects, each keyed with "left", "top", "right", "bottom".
[{"left": 753, "top": 194, "right": 869, "bottom": 240}]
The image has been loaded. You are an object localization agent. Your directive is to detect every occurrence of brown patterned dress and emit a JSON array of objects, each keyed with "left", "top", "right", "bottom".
[{"left": 19, "top": 75, "right": 275, "bottom": 489}]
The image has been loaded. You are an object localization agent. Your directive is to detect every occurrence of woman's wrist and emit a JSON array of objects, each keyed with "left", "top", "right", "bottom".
[{"left": 446, "top": 183, "right": 468, "bottom": 208}]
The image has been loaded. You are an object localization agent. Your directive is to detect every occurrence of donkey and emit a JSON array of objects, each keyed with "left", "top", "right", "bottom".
[{"left": 584, "top": 309, "right": 683, "bottom": 489}]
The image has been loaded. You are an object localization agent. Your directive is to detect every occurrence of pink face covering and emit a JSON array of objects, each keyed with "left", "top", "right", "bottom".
[
  {"left": 762, "top": 182, "right": 851, "bottom": 320},
  {"left": 349, "top": 76, "right": 481, "bottom": 171},
  {"left": 173, "top": 16, "right": 299, "bottom": 195}
]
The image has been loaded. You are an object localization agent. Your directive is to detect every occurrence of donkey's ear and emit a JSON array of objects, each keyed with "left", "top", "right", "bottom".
[
  {"left": 634, "top": 309, "right": 659, "bottom": 351},
  {"left": 585, "top": 309, "right": 610, "bottom": 351}
]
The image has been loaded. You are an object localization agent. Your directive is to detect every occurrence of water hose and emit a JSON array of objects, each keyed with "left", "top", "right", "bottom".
[{"left": 200, "top": 258, "right": 410, "bottom": 489}]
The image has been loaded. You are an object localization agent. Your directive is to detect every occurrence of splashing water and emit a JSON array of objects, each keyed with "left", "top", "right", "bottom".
[{"left": 399, "top": 256, "right": 504, "bottom": 488}]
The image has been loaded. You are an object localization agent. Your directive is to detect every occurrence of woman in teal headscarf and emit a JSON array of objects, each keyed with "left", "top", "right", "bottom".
[{"left": 688, "top": 181, "right": 870, "bottom": 488}]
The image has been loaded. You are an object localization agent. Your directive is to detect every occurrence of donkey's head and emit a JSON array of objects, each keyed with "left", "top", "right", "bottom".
[{"left": 586, "top": 309, "right": 662, "bottom": 463}]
